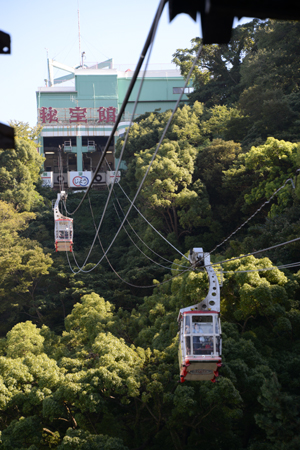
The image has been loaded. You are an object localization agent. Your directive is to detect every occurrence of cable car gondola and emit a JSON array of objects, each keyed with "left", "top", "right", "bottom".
[
  {"left": 178, "top": 248, "right": 222, "bottom": 382},
  {"left": 53, "top": 191, "right": 73, "bottom": 252}
]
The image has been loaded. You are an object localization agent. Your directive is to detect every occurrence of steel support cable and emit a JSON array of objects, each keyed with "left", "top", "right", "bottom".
[
  {"left": 116, "top": 182, "right": 190, "bottom": 263},
  {"left": 221, "top": 261, "right": 300, "bottom": 274},
  {"left": 63, "top": 0, "right": 164, "bottom": 270},
  {"left": 58, "top": 149, "right": 64, "bottom": 193},
  {"left": 66, "top": 42, "right": 203, "bottom": 274},
  {"left": 113, "top": 194, "right": 189, "bottom": 269},
  {"left": 66, "top": 195, "right": 192, "bottom": 288},
  {"left": 210, "top": 236, "right": 300, "bottom": 267},
  {"left": 70, "top": 243, "right": 85, "bottom": 269},
  {"left": 63, "top": 0, "right": 167, "bottom": 216},
  {"left": 209, "top": 177, "right": 296, "bottom": 255},
  {"left": 68, "top": 196, "right": 173, "bottom": 272},
  {"left": 102, "top": 155, "right": 188, "bottom": 268},
  {"left": 278, "top": 261, "right": 300, "bottom": 269},
  {"left": 67, "top": 247, "right": 192, "bottom": 287},
  {"left": 112, "top": 201, "right": 174, "bottom": 270}
]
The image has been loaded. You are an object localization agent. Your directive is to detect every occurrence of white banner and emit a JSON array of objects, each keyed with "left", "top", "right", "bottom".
[
  {"left": 106, "top": 171, "right": 121, "bottom": 185},
  {"left": 68, "top": 171, "right": 92, "bottom": 188},
  {"left": 41, "top": 172, "right": 53, "bottom": 188}
]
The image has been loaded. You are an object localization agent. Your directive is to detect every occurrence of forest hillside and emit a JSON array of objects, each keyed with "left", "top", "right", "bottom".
[{"left": 0, "top": 19, "right": 300, "bottom": 450}]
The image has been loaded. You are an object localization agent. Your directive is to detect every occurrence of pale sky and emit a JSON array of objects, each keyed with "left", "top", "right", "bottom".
[{"left": 0, "top": 0, "right": 250, "bottom": 127}]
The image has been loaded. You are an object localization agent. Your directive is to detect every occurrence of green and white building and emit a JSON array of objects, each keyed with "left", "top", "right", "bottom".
[{"left": 37, "top": 58, "right": 192, "bottom": 189}]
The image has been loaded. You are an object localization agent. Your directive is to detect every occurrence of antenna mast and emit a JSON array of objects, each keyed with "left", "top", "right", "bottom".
[{"left": 77, "top": 7, "right": 81, "bottom": 66}]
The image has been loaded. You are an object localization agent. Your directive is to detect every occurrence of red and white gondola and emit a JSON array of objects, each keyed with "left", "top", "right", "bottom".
[
  {"left": 53, "top": 191, "right": 73, "bottom": 252},
  {"left": 178, "top": 248, "right": 222, "bottom": 382}
]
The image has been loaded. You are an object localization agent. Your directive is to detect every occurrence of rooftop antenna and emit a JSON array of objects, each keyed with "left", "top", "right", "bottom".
[
  {"left": 45, "top": 48, "right": 49, "bottom": 85},
  {"left": 77, "top": 5, "right": 81, "bottom": 67},
  {"left": 81, "top": 51, "right": 85, "bottom": 68}
]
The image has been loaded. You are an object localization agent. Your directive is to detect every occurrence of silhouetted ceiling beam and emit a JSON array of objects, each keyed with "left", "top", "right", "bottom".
[
  {"left": 0, "top": 30, "right": 11, "bottom": 54},
  {"left": 168, "top": 0, "right": 300, "bottom": 44},
  {"left": 0, "top": 123, "right": 15, "bottom": 150}
]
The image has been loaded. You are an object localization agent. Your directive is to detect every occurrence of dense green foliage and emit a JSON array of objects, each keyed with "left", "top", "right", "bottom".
[
  {"left": 173, "top": 20, "right": 300, "bottom": 148},
  {"left": 0, "top": 122, "right": 44, "bottom": 211},
  {"left": 1, "top": 19, "right": 300, "bottom": 449}
]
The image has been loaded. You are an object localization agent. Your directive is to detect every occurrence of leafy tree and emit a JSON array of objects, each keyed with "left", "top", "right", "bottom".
[
  {"left": 200, "top": 104, "right": 243, "bottom": 141},
  {"left": 253, "top": 374, "right": 300, "bottom": 450},
  {"left": 0, "top": 201, "right": 53, "bottom": 329},
  {"left": 230, "top": 204, "right": 300, "bottom": 266},
  {"left": 8, "top": 120, "right": 42, "bottom": 142},
  {"left": 0, "top": 122, "right": 44, "bottom": 211},
  {"left": 0, "top": 253, "right": 299, "bottom": 449},
  {"left": 224, "top": 20, "right": 300, "bottom": 147},
  {"left": 6, "top": 321, "right": 45, "bottom": 357},
  {"left": 58, "top": 429, "right": 129, "bottom": 450},
  {"left": 174, "top": 20, "right": 300, "bottom": 148},
  {"left": 172, "top": 21, "right": 261, "bottom": 108},
  {"left": 192, "top": 138, "right": 243, "bottom": 244},
  {"left": 135, "top": 139, "right": 209, "bottom": 239},
  {"left": 240, "top": 21, "right": 300, "bottom": 97},
  {"left": 116, "top": 104, "right": 214, "bottom": 248},
  {"left": 223, "top": 138, "right": 298, "bottom": 220}
]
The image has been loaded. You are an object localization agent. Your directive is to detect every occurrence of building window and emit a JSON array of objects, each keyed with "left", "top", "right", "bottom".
[{"left": 173, "top": 87, "right": 194, "bottom": 94}]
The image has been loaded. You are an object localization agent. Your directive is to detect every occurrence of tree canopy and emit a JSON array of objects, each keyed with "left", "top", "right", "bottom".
[
  {"left": 0, "top": 122, "right": 44, "bottom": 211},
  {"left": 2, "top": 18, "right": 300, "bottom": 449}
]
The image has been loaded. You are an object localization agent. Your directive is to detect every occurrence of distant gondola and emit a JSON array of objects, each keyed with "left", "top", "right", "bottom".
[{"left": 53, "top": 191, "right": 73, "bottom": 252}]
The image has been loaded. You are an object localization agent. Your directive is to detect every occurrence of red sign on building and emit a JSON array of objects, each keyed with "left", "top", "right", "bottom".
[
  {"left": 39, "top": 107, "right": 58, "bottom": 124},
  {"left": 97, "top": 106, "right": 117, "bottom": 123},
  {"left": 69, "top": 107, "right": 87, "bottom": 123},
  {"left": 38, "top": 106, "right": 117, "bottom": 124}
]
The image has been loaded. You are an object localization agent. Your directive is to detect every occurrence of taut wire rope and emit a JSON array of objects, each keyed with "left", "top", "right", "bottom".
[
  {"left": 220, "top": 261, "right": 300, "bottom": 274},
  {"left": 66, "top": 194, "right": 193, "bottom": 289},
  {"left": 116, "top": 183, "right": 189, "bottom": 263},
  {"left": 210, "top": 236, "right": 300, "bottom": 267},
  {"left": 113, "top": 201, "right": 175, "bottom": 270},
  {"left": 66, "top": 41, "right": 204, "bottom": 274},
  {"left": 210, "top": 176, "right": 296, "bottom": 255},
  {"left": 102, "top": 155, "right": 188, "bottom": 267},
  {"left": 63, "top": 0, "right": 167, "bottom": 216},
  {"left": 112, "top": 195, "right": 189, "bottom": 269},
  {"left": 66, "top": 0, "right": 164, "bottom": 271}
]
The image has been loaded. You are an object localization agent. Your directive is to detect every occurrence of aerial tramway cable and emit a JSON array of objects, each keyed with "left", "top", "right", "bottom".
[
  {"left": 205, "top": 174, "right": 300, "bottom": 268},
  {"left": 210, "top": 236, "right": 300, "bottom": 268},
  {"left": 209, "top": 176, "right": 296, "bottom": 255},
  {"left": 89, "top": 195, "right": 192, "bottom": 289},
  {"left": 103, "top": 155, "right": 189, "bottom": 268},
  {"left": 113, "top": 201, "right": 177, "bottom": 270},
  {"left": 66, "top": 42, "right": 204, "bottom": 274},
  {"left": 116, "top": 183, "right": 190, "bottom": 263},
  {"left": 64, "top": 0, "right": 164, "bottom": 270},
  {"left": 66, "top": 194, "right": 192, "bottom": 288},
  {"left": 113, "top": 196, "right": 189, "bottom": 269},
  {"left": 61, "top": 0, "right": 202, "bottom": 272},
  {"left": 64, "top": 0, "right": 167, "bottom": 216},
  {"left": 221, "top": 261, "right": 300, "bottom": 274}
]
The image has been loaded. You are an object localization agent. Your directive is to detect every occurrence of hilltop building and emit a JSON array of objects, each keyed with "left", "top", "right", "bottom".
[{"left": 37, "top": 58, "right": 192, "bottom": 189}]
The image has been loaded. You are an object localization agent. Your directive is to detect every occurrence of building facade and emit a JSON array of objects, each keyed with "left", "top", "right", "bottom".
[{"left": 37, "top": 58, "right": 192, "bottom": 189}]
